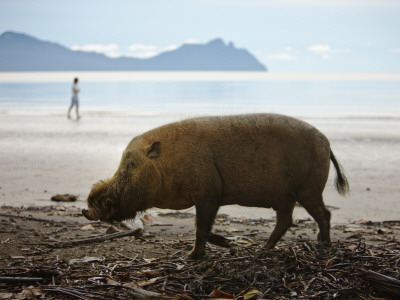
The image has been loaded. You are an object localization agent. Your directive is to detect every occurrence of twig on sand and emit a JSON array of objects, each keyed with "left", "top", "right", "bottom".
[
  {"left": 43, "top": 284, "right": 161, "bottom": 299},
  {"left": 0, "top": 212, "right": 65, "bottom": 223},
  {"left": 42, "top": 287, "right": 87, "bottom": 300},
  {"left": 51, "top": 229, "right": 142, "bottom": 248}
]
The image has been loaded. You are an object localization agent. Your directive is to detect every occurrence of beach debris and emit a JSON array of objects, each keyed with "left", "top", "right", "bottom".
[
  {"left": 3, "top": 236, "right": 399, "bottom": 299},
  {"left": 68, "top": 256, "right": 103, "bottom": 265},
  {"left": 105, "top": 225, "right": 120, "bottom": 234},
  {"left": 376, "top": 227, "right": 393, "bottom": 235},
  {"left": 241, "top": 288, "right": 263, "bottom": 299},
  {"left": 121, "top": 218, "right": 144, "bottom": 230},
  {"left": 209, "top": 289, "right": 236, "bottom": 299},
  {"left": 80, "top": 224, "right": 95, "bottom": 231},
  {"left": 1, "top": 206, "right": 400, "bottom": 299},
  {"left": 0, "top": 293, "right": 13, "bottom": 299},
  {"left": 158, "top": 211, "right": 195, "bottom": 219},
  {"left": 50, "top": 228, "right": 142, "bottom": 248},
  {"left": 326, "top": 205, "right": 340, "bottom": 210},
  {"left": 141, "top": 214, "right": 162, "bottom": 226},
  {"left": 364, "top": 270, "right": 400, "bottom": 297},
  {"left": 343, "top": 224, "right": 366, "bottom": 233},
  {"left": 10, "top": 256, "right": 25, "bottom": 260},
  {"left": 0, "top": 277, "right": 43, "bottom": 284},
  {"left": 354, "top": 219, "right": 374, "bottom": 225},
  {"left": 17, "top": 286, "right": 45, "bottom": 299},
  {"left": 50, "top": 194, "right": 77, "bottom": 202}
]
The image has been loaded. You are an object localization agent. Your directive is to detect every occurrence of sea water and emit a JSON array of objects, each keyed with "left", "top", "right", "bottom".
[{"left": 1, "top": 71, "right": 400, "bottom": 118}]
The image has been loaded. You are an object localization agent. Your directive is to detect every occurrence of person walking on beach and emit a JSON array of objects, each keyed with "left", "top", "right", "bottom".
[{"left": 68, "top": 77, "right": 80, "bottom": 119}]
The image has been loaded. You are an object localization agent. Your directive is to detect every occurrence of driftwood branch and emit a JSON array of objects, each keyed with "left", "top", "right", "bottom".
[
  {"left": 364, "top": 270, "right": 400, "bottom": 297},
  {"left": 0, "top": 276, "right": 43, "bottom": 283},
  {"left": 0, "top": 212, "right": 64, "bottom": 223},
  {"left": 102, "top": 284, "right": 161, "bottom": 298},
  {"left": 51, "top": 229, "right": 142, "bottom": 248},
  {"left": 42, "top": 287, "right": 87, "bottom": 300},
  {"left": 43, "top": 284, "right": 160, "bottom": 299}
]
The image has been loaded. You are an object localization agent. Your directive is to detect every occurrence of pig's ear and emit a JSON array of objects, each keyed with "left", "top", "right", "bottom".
[{"left": 146, "top": 141, "right": 161, "bottom": 158}]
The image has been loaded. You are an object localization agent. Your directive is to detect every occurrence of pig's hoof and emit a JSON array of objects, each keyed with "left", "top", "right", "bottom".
[
  {"left": 319, "top": 240, "right": 332, "bottom": 247},
  {"left": 262, "top": 241, "right": 276, "bottom": 250},
  {"left": 317, "top": 233, "right": 332, "bottom": 247},
  {"left": 208, "top": 233, "right": 231, "bottom": 248},
  {"left": 186, "top": 249, "right": 205, "bottom": 260}
]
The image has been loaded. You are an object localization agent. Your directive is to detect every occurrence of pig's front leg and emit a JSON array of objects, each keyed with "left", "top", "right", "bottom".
[{"left": 188, "top": 201, "right": 220, "bottom": 259}]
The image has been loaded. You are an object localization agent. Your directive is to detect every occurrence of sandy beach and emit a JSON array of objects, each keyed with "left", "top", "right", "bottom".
[
  {"left": 1, "top": 113, "right": 399, "bottom": 223},
  {"left": 1, "top": 193, "right": 399, "bottom": 299},
  {"left": 1, "top": 113, "right": 400, "bottom": 299}
]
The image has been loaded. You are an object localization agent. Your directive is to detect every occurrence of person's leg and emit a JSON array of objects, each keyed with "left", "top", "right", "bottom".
[
  {"left": 67, "top": 103, "right": 73, "bottom": 119},
  {"left": 75, "top": 98, "right": 80, "bottom": 119}
]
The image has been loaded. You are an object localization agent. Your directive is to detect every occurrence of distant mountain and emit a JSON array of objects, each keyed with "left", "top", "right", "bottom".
[{"left": 0, "top": 31, "right": 267, "bottom": 71}]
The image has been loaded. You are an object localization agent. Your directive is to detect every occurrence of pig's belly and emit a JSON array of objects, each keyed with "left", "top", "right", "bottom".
[
  {"left": 219, "top": 181, "right": 294, "bottom": 210},
  {"left": 156, "top": 196, "right": 194, "bottom": 210}
]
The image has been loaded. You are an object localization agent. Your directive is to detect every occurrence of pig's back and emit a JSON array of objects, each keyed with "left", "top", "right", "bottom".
[
  {"left": 143, "top": 114, "right": 331, "bottom": 209},
  {"left": 189, "top": 114, "right": 330, "bottom": 207}
]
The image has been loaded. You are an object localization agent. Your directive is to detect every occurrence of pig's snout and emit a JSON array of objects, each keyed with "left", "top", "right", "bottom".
[{"left": 82, "top": 209, "right": 97, "bottom": 221}]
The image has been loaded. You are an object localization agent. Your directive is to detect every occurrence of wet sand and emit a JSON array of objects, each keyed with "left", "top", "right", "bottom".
[{"left": 0, "top": 113, "right": 399, "bottom": 223}]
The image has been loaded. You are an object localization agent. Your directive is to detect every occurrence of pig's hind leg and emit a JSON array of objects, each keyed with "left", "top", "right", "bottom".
[
  {"left": 263, "top": 206, "right": 295, "bottom": 249},
  {"left": 297, "top": 193, "right": 331, "bottom": 246}
]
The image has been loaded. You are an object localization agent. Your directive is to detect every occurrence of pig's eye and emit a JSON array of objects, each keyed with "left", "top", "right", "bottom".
[{"left": 127, "top": 162, "right": 135, "bottom": 169}]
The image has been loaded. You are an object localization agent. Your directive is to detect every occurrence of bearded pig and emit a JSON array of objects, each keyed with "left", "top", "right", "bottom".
[{"left": 82, "top": 114, "right": 349, "bottom": 258}]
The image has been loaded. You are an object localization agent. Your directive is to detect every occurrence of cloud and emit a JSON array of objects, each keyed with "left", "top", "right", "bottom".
[
  {"left": 127, "top": 51, "right": 159, "bottom": 59},
  {"left": 163, "top": 45, "right": 179, "bottom": 51},
  {"left": 71, "top": 44, "right": 120, "bottom": 57},
  {"left": 125, "top": 44, "right": 158, "bottom": 58},
  {"left": 127, "top": 44, "right": 157, "bottom": 51},
  {"left": 308, "top": 44, "right": 350, "bottom": 59},
  {"left": 71, "top": 43, "right": 161, "bottom": 58},
  {"left": 389, "top": 48, "right": 400, "bottom": 53},
  {"left": 265, "top": 46, "right": 297, "bottom": 60},
  {"left": 308, "top": 45, "right": 331, "bottom": 55},
  {"left": 267, "top": 53, "right": 296, "bottom": 60},
  {"left": 184, "top": 39, "right": 200, "bottom": 45},
  {"left": 126, "top": 43, "right": 180, "bottom": 58},
  {"left": 70, "top": 41, "right": 195, "bottom": 59}
]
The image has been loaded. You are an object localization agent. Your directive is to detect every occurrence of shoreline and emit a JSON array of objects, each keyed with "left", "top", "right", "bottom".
[{"left": 1, "top": 103, "right": 400, "bottom": 120}]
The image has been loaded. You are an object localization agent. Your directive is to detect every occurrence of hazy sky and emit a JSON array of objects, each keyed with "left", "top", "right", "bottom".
[{"left": 1, "top": 0, "right": 400, "bottom": 71}]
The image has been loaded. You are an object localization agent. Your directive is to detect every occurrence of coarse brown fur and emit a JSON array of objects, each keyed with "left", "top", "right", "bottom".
[{"left": 83, "top": 113, "right": 349, "bottom": 258}]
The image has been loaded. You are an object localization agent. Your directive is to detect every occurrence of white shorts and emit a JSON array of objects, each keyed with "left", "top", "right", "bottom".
[{"left": 70, "top": 95, "right": 79, "bottom": 108}]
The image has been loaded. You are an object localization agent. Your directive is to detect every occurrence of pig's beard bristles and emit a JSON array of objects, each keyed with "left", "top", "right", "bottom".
[
  {"left": 119, "top": 162, "right": 162, "bottom": 207},
  {"left": 114, "top": 180, "right": 148, "bottom": 219},
  {"left": 98, "top": 160, "right": 162, "bottom": 222}
]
